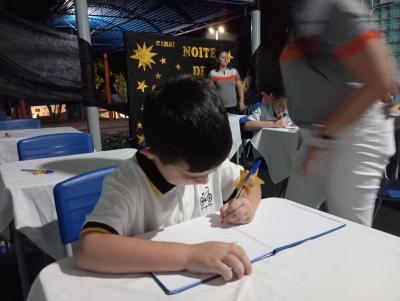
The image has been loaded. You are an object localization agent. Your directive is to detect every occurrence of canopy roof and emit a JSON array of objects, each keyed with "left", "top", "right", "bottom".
[{"left": 39, "top": 0, "right": 254, "bottom": 52}]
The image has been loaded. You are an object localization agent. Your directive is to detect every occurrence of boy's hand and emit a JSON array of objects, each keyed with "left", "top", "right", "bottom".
[
  {"left": 185, "top": 241, "right": 252, "bottom": 281},
  {"left": 273, "top": 119, "right": 289, "bottom": 128},
  {"left": 220, "top": 197, "right": 256, "bottom": 225}
]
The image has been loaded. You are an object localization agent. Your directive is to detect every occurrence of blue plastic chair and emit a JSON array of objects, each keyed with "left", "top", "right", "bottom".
[
  {"left": 373, "top": 178, "right": 400, "bottom": 221},
  {"left": 0, "top": 118, "right": 41, "bottom": 130},
  {"left": 17, "top": 132, "right": 94, "bottom": 161},
  {"left": 53, "top": 166, "right": 117, "bottom": 256}
]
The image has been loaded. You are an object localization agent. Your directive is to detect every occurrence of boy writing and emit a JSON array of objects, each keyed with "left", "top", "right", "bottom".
[
  {"left": 77, "top": 75, "right": 262, "bottom": 281},
  {"left": 244, "top": 93, "right": 292, "bottom": 131}
]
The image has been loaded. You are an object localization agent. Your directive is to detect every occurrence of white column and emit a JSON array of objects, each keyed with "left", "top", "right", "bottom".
[
  {"left": 251, "top": 9, "right": 261, "bottom": 54},
  {"left": 75, "top": 0, "right": 102, "bottom": 151}
]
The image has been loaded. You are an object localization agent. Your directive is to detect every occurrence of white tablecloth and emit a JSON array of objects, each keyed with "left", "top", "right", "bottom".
[
  {"left": 250, "top": 127, "right": 299, "bottom": 184},
  {"left": 0, "top": 148, "right": 137, "bottom": 259},
  {"left": 0, "top": 127, "right": 81, "bottom": 164},
  {"left": 228, "top": 115, "right": 244, "bottom": 159},
  {"left": 27, "top": 198, "right": 400, "bottom": 301}
]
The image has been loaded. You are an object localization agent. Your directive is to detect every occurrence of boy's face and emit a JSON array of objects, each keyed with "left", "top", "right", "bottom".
[
  {"left": 140, "top": 149, "right": 216, "bottom": 185},
  {"left": 271, "top": 97, "right": 288, "bottom": 118}
]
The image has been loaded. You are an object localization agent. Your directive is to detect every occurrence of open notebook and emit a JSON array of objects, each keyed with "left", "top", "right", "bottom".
[{"left": 139, "top": 198, "right": 345, "bottom": 295}]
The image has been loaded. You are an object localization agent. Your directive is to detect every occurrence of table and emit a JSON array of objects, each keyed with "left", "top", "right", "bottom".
[
  {"left": 250, "top": 127, "right": 299, "bottom": 184},
  {"left": 228, "top": 114, "right": 244, "bottom": 160},
  {"left": 0, "top": 127, "right": 81, "bottom": 164},
  {"left": 0, "top": 148, "right": 137, "bottom": 259},
  {"left": 27, "top": 197, "right": 400, "bottom": 301}
]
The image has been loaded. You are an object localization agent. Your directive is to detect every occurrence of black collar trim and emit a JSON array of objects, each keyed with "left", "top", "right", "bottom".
[{"left": 136, "top": 152, "right": 176, "bottom": 195}]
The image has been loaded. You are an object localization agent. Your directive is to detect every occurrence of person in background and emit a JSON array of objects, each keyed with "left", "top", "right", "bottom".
[
  {"left": 110, "top": 74, "right": 123, "bottom": 104},
  {"left": 243, "top": 91, "right": 292, "bottom": 198},
  {"left": 271, "top": 0, "right": 397, "bottom": 227},
  {"left": 209, "top": 50, "right": 245, "bottom": 114},
  {"left": 244, "top": 92, "right": 292, "bottom": 132},
  {"left": 76, "top": 75, "right": 262, "bottom": 281}
]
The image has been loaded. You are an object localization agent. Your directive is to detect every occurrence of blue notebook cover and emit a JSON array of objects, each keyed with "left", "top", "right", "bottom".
[{"left": 141, "top": 198, "right": 345, "bottom": 295}]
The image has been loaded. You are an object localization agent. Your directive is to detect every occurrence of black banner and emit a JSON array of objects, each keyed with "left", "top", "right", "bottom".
[
  {"left": 0, "top": 10, "right": 86, "bottom": 102},
  {"left": 125, "top": 32, "right": 237, "bottom": 145}
]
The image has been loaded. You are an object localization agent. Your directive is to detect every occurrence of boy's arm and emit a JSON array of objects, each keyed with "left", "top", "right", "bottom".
[
  {"left": 244, "top": 119, "right": 288, "bottom": 131},
  {"left": 77, "top": 232, "right": 252, "bottom": 280},
  {"left": 220, "top": 184, "right": 261, "bottom": 225}
]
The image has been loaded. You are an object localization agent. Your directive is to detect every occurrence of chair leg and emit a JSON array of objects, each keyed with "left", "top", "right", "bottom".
[
  {"left": 373, "top": 199, "right": 383, "bottom": 223},
  {"left": 10, "top": 221, "right": 30, "bottom": 300}
]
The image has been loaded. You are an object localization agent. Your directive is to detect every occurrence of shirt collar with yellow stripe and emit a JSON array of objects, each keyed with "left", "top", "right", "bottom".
[{"left": 134, "top": 152, "right": 176, "bottom": 196}]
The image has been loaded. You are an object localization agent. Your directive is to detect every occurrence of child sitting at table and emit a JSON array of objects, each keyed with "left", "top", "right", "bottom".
[
  {"left": 243, "top": 92, "right": 292, "bottom": 132},
  {"left": 77, "top": 75, "right": 262, "bottom": 281}
]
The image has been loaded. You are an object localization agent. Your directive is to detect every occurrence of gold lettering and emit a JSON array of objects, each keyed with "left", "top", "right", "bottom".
[
  {"left": 191, "top": 47, "right": 199, "bottom": 58},
  {"left": 203, "top": 48, "right": 210, "bottom": 58},
  {"left": 192, "top": 66, "right": 206, "bottom": 76},
  {"left": 156, "top": 40, "right": 175, "bottom": 48},
  {"left": 183, "top": 46, "right": 191, "bottom": 57},
  {"left": 210, "top": 48, "right": 216, "bottom": 58},
  {"left": 183, "top": 46, "right": 216, "bottom": 59}
]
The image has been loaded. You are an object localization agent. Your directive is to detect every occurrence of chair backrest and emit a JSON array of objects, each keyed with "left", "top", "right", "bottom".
[
  {"left": 53, "top": 166, "right": 117, "bottom": 256},
  {"left": 17, "top": 132, "right": 94, "bottom": 161},
  {"left": 373, "top": 178, "right": 400, "bottom": 222},
  {"left": 377, "top": 178, "right": 400, "bottom": 201},
  {"left": 0, "top": 118, "right": 41, "bottom": 130}
]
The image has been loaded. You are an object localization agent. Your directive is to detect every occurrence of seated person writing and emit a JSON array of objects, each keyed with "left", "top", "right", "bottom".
[
  {"left": 244, "top": 93, "right": 292, "bottom": 132},
  {"left": 77, "top": 75, "right": 262, "bottom": 281}
]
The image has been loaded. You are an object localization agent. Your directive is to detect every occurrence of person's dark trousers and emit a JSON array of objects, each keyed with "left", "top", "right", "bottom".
[
  {"left": 226, "top": 106, "right": 241, "bottom": 115},
  {"left": 386, "top": 128, "right": 400, "bottom": 179}
]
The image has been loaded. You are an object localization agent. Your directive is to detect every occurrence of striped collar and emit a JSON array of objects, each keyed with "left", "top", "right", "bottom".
[{"left": 135, "top": 152, "right": 175, "bottom": 196}]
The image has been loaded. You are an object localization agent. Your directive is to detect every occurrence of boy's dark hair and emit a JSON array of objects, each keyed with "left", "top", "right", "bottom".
[{"left": 143, "top": 75, "right": 232, "bottom": 172}]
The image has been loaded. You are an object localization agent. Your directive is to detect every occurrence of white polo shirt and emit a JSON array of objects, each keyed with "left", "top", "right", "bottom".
[
  {"left": 82, "top": 152, "right": 242, "bottom": 236},
  {"left": 247, "top": 103, "right": 292, "bottom": 123}
]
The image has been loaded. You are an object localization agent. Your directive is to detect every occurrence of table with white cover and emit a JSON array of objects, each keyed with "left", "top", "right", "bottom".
[
  {"left": 27, "top": 197, "right": 400, "bottom": 301},
  {"left": 0, "top": 148, "right": 137, "bottom": 259},
  {"left": 250, "top": 127, "right": 300, "bottom": 184},
  {"left": 0, "top": 127, "right": 81, "bottom": 164},
  {"left": 228, "top": 114, "right": 244, "bottom": 160}
]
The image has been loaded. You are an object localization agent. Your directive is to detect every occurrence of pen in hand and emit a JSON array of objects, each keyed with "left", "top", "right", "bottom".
[{"left": 221, "top": 160, "right": 261, "bottom": 224}]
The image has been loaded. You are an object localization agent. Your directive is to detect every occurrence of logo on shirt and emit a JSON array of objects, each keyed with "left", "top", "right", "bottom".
[{"left": 200, "top": 187, "right": 213, "bottom": 210}]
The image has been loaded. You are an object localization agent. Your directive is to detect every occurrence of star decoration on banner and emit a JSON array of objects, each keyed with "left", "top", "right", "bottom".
[
  {"left": 155, "top": 72, "right": 162, "bottom": 80},
  {"left": 137, "top": 122, "right": 143, "bottom": 129},
  {"left": 175, "top": 63, "right": 181, "bottom": 70},
  {"left": 136, "top": 134, "right": 145, "bottom": 144},
  {"left": 160, "top": 57, "right": 167, "bottom": 65},
  {"left": 152, "top": 85, "right": 157, "bottom": 91},
  {"left": 137, "top": 80, "right": 148, "bottom": 93},
  {"left": 130, "top": 42, "right": 158, "bottom": 71},
  {"left": 227, "top": 51, "right": 234, "bottom": 62},
  {"left": 140, "top": 105, "right": 144, "bottom": 111}
]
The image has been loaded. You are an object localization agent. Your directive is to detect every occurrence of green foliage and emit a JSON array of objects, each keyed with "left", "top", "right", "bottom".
[
  {"left": 103, "top": 132, "right": 134, "bottom": 150},
  {"left": 114, "top": 72, "right": 128, "bottom": 102}
]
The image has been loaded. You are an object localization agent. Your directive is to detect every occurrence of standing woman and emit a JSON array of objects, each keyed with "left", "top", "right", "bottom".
[
  {"left": 209, "top": 50, "right": 245, "bottom": 114},
  {"left": 275, "top": 0, "right": 397, "bottom": 226}
]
